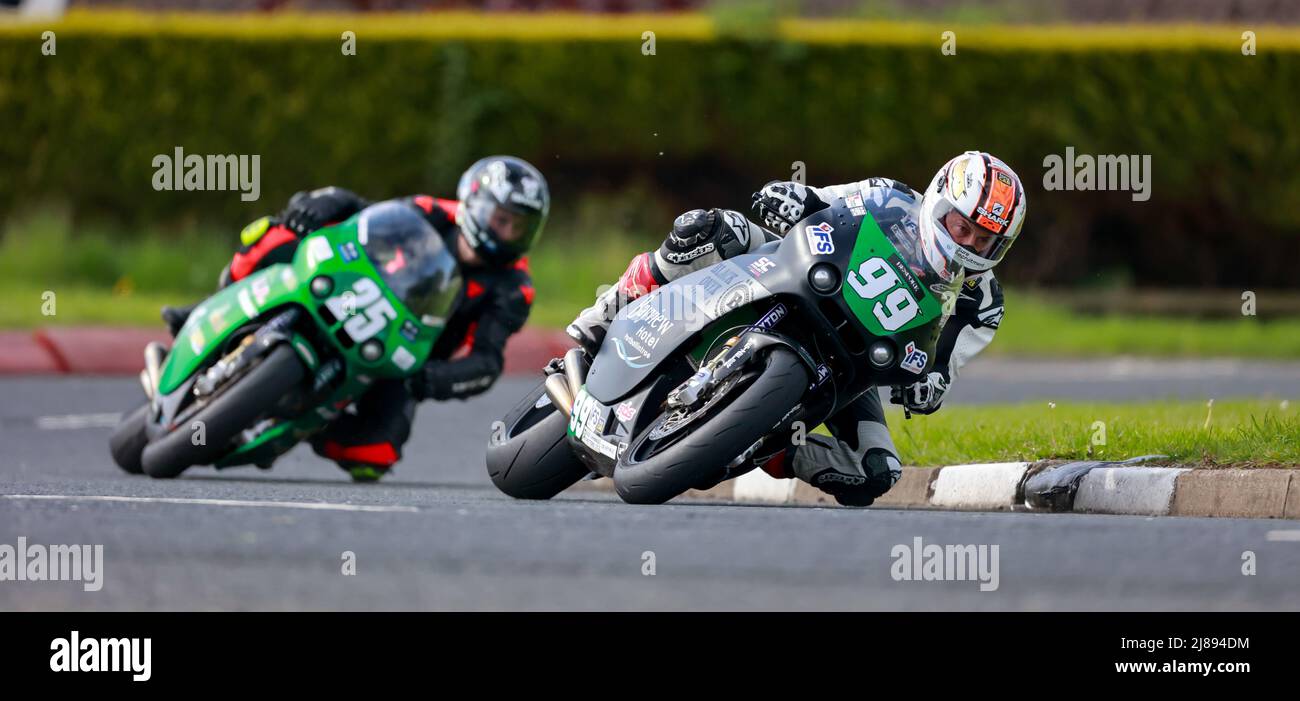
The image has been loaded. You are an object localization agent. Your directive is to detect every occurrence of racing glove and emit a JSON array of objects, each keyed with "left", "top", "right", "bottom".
[
  {"left": 889, "top": 372, "right": 950, "bottom": 416},
  {"left": 281, "top": 186, "right": 370, "bottom": 236},
  {"left": 409, "top": 358, "right": 500, "bottom": 402},
  {"left": 409, "top": 360, "right": 457, "bottom": 402},
  {"left": 660, "top": 208, "right": 721, "bottom": 265},
  {"left": 750, "top": 181, "right": 822, "bottom": 234}
]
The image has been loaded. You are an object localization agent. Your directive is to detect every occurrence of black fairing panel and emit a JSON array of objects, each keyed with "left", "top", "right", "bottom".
[
  {"left": 583, "top": 206, "right": 861, "bottom": 405},
  {"left": 585, "top": 257, "right": 773, "bottom": 404}
]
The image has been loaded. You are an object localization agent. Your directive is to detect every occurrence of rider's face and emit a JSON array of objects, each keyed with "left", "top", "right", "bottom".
[
  {"left": 943, "top": 210, "right": 996, "bottom": 256},
  {"left": 488, "top": 208, "right": 526, "bottom": 242}
]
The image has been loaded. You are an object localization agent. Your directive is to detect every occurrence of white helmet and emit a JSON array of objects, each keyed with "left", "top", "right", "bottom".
[{"left": 918, "top": 151, "right": 1027, "bottom": 273}]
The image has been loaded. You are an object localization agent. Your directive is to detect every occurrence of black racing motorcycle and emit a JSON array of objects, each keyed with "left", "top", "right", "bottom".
[{"left": 486, "top": 193, "right": 964, "bottom": 504}]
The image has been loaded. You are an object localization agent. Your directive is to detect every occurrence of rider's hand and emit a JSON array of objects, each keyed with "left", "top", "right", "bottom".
[
  {"left": 408, "top": 361, "right": 454, "bottom": 402},
  {"left": 889, "top": 372, "right": 950, "bottom": 415},
  {"left": 750, "top": 181, "right": 815, "bottom": 235},
  {"left": 660, "top": 208, "right": 723, "bottom": 265},
  {"left": 281, "top": 187, "right": 367, "bottom": 236}
]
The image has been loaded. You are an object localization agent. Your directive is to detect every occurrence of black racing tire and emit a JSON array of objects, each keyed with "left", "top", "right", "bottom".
[
  {"left": 614, "top": 348, "right": 808, "bottom": 505},
  {"left": 486, "top": 377, "right": 589, "bottom": 500},
  {"left": 109, "top": 404, "right": 150, "bottom": 475},
  {"left": 141, "top": 345, "right": 306, "bottom": 479}
]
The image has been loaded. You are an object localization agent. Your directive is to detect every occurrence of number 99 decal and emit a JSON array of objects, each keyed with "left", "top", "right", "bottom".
[
  {"left": 325, "top": 278, "right": 397, "bottom": 343},
  {"left": 846, "top": 257, "right": 919, "bottom": 331}
]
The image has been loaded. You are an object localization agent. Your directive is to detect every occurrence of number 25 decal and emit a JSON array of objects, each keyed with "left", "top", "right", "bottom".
[
  {"left": 846, "top": 257, "right": 919, "bottom": 331},
  {"left": 325, "top": 278, "right": 396, "bottom": 342}
]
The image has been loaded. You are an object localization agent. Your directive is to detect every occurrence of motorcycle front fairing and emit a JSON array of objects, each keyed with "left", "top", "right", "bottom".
[
  {"left": 572, "top": 213, "right": 841, "bottom": 474},
  {"left": 583, "top": 257, "right": 777, "bottom": 405},
  {"left": 584, "top": 200, "right": 875, "bottom": 405}
]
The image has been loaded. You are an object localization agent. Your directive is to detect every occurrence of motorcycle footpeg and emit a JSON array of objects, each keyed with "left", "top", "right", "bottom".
[{"left": 543, "top": 356, "right": 565, "bottom": 376}]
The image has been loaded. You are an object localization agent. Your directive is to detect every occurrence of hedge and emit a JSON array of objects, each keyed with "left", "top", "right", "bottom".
[{"left": 3, "top": 11, "right": 1300, "bottom": 286}]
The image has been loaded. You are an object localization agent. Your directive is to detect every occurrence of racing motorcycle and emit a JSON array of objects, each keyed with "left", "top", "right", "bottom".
[
  {"left": 486, "top": 193, "right": 963, "bottom": 504},
  {"left": 109, "top": 202, "right": 462, "bottom": 478}
]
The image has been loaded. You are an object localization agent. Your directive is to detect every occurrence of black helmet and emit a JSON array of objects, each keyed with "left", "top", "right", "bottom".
[{"left": 455, "top": 156, "right": 549, "bottom": 265}]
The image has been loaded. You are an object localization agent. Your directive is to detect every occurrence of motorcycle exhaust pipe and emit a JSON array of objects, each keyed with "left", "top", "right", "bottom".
[
  {"left": 544, "top": 348, "right": 591, "bottom": 419},
  {"left": 141, "top": 342, "right": 165, "bottom": 400},
  {"left": 545, "top": 373, "right": 575, "bottom": 419}
]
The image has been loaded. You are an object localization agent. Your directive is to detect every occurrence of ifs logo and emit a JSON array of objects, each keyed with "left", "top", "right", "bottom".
[
  {"left": 804, "top": 223, "right": 835, "bottom": 256},
  {"left": 900, "top": 341, "right": 929, "bottom": 374}
]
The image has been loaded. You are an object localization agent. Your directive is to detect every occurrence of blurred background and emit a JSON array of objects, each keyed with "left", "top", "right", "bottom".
[{"left": 2, "top": 0, "right": 1299, "bottom": 358}]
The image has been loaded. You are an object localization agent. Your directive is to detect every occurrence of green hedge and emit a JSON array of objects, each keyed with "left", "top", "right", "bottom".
[{"left": 3, "top": 13, "right": 1300, "bottom": 286}]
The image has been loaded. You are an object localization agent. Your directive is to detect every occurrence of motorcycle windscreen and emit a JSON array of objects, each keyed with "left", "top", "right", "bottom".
[
  {"left": 357, "top": 202, "right": 463, "bottom": 323},
  {"left": 584, "top": 258, "right": 773, "bottom": 404}
]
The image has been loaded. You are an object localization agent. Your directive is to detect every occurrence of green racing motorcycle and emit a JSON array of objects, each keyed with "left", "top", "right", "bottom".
[{"left": 109, "top": 202, "right": 462, "bottom": 479}]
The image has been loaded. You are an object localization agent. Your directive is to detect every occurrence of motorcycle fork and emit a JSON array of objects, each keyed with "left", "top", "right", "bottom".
[{"left": 669, "top": 329, "right": 820, "bottom": 412}]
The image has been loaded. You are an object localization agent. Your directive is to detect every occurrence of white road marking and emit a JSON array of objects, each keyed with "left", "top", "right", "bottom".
[
  {"left": 1265, "top": 530, "right": 1300, "bottom": 542},
  {"left": 35, "top": 413, "right": 123, "bottom": 430},
  {"left": 1, "top": 494, "right": 419, "bottom": 513}
]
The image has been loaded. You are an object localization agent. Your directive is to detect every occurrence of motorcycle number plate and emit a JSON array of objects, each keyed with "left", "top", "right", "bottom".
[{"left": 568, "top": 389, "right": 617, "bottom": 460}]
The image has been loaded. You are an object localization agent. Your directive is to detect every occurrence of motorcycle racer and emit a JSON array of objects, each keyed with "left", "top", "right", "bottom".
[
  {"left": 565, "top": 151, "right": 1025, "bottom": 505},
  {"left": 162, "top": 156, "right": 549, "bottom": 481}
]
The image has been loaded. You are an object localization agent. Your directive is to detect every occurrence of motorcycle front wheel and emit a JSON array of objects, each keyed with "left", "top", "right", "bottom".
[
  {"left": 141, "top": 344, "right": 305, "bottom": 479},
  {"left": 613, "top": 348, "right": 808, "bottom": 505}
]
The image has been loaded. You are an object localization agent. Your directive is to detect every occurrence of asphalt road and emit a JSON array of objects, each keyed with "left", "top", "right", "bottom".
[{"left": 1, "top": 359, "right": 1298, "bottom": 611}]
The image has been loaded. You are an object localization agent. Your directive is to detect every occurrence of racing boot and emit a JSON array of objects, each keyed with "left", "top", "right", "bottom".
[
  {"left": 161, "top": 302, "right": 199, "bottom": 337},
  {"left": 344, "top": 464, "right": 389, "bottom": 483}
]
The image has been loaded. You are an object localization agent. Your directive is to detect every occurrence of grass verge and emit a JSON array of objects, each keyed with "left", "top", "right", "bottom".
[{"left": 882, "top": 399, "right": 1299, "bottom": 468}]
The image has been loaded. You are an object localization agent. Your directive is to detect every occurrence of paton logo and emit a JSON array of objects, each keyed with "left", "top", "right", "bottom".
[{"left": 50, "top": 631, "right": 152, "bottom": 682}]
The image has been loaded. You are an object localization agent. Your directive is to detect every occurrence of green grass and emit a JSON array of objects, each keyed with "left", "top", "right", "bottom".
[
  {"left": 0, "top": 241, "right": 645, "bottom": 330},
  {"left": 4, "top": 210, "right": 1300, "bottom": 359},
  {"left": 878, "top": 399, "right": 1300, "bottom": 468},
  {"left": 990, "top": 296, "right": 1300, "bottom": 359},
  {"left": 0, "top": 283, "right": 184, "bottom": 328},
  {"left": 527, "top": 235, "right": 646, "bottom": 329},
  {"left": 0, "top": 208, "right": 654, "bottom": 330},
  {"left": 0, "top": 211, "right": 231, "bottom": 295}
]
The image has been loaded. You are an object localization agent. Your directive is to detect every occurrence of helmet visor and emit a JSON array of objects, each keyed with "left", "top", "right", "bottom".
[
  {"left": 465, "top": 197, "right": 543, "bottom": 260},
  {"left": 930, "top": 197, "right": 1015, "bottom": 265}
]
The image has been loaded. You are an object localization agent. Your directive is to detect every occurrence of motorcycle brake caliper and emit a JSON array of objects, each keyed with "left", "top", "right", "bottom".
[
  {"left": 194, "top": 335, "right": 256, "bottom": 398},
  {"left": 666, "top": 336, "right": 741, "bottom": 410}
]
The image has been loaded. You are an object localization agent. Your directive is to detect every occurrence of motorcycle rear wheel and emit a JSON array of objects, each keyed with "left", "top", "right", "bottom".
[{"left": 486, "top": 376, "right": 590, "bottom": 500}]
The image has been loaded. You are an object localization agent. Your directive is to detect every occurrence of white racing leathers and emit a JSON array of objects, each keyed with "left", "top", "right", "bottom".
[{"left": 664, "top": 178, "right": 1003, "bottom": 505}]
